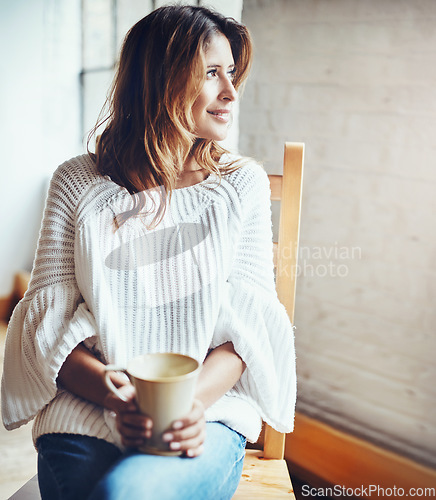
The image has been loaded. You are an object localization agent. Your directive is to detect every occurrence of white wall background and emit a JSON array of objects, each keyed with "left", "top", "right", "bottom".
[
  {"left": 0, "top": 0, "right": 82, "bottom": 296},
  {"left": 240, "top": 0, "right": 436, "bottom": 468}
]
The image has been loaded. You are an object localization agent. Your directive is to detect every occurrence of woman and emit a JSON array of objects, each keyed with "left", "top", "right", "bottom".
[{"left": 1, "top": 5, "right": 296, "bottom": 499}]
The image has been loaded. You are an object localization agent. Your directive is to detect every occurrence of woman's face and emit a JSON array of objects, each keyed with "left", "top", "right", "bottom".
[{"left": 191, "top": 33, "right": 237, "bottom": 141}]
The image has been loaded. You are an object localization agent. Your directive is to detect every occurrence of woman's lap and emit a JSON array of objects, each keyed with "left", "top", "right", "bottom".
[
  {"left": 37, "top": 433, "right": 121, "bottom": 500},
  {"left": 37, "top": 422, "right": 246, "bottom": 500}
]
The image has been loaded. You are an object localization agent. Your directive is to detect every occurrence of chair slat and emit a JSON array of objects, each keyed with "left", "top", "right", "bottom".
[
  {"left": 273, "top": 242, "right": 278, "bottom": 268},
  {"left": 269, "top": 174, "right": 283, "bottom": 201},
  {"left": 264, "top": 143, "right": 305, "bottom": 461},
  {"left": 275, "top": 142, "right": 304, "bottom": 323}
]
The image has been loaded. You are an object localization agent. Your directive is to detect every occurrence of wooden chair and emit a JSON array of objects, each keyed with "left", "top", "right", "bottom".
[
  {"left": 9, "top": 142, "right": 304, "bottom": 500},
  {"left": 232, "top": 142, "right": 305, "bottom": 499}
]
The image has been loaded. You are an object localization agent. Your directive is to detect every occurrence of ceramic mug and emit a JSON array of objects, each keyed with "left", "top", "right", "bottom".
[{"left": 104, "top": 352, "right": 201, "bottom": 455}]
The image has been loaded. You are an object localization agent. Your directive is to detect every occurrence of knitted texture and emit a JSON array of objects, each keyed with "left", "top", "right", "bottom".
[{"left": 1, "top": 154, "right": 296, "bottom": 445}]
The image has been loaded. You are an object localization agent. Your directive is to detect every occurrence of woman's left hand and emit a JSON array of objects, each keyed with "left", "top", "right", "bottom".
[{"left": 162, "top": 399, "right": 206, "bottom": 457}]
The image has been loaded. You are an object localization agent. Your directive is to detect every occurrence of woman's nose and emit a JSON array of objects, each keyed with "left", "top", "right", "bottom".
[{"left": 220, "top": 77, "right": 237, "bottom": 102}]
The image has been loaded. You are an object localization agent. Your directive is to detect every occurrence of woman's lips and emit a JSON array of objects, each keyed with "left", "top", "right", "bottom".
[{"left": 207, "top": 109, "right": 231, "bottom": 123}]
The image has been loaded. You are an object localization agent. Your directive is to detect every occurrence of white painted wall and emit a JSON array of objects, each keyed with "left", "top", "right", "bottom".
[
  {"left": 0, "top": 0, "right": 82, "bottom": 296},
  {"left": 0, "top": 0, "right": 44, "bottom": 296},
  {"left": 240, "top": 0, "right": 436, "bottom": 468}
]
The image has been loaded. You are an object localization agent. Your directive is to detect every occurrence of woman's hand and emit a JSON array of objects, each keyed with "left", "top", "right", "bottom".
[
  {"left": 106, "top": 387, "right": 206, "bottom": 456},
  {"left": 162, "top": 399, "right": 206, "bottom": 457},
  {"left": 58, "top": 343, "right": 239, "bottom": 456},
  {"left": 104, "top": 382, "right": 153, "bottom": 449}
]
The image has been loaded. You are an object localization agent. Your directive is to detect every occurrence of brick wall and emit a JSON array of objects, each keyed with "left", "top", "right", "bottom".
[{"left": 240, "top": 0, "right": 436, "bottom": 467}]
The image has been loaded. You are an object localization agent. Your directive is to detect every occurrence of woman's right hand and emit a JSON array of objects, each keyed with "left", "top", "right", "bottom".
[
  {"left": 104, "top": 382, "right": 153, "bottom": 448},
  {"left": 57, "top": 344, "right": 152, "bottom": 447}
]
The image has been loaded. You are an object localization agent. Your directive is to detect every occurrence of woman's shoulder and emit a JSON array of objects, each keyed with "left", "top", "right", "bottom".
[
  {"left": 49, "top": 154, "right": 109, "bottom": 208},
  {"left": 221, "top": 154, "right": 269, "bottom": 199},
  {"left": 52, "top": 153, "right": 100, "bottom": 187},
  {"left": 50, "top": 154, "right": 125, "bottom": 225}
]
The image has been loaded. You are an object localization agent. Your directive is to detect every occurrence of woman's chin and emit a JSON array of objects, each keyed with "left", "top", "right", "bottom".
[{"left": 195, "top": 127, "right": 230, "bottom": 143}]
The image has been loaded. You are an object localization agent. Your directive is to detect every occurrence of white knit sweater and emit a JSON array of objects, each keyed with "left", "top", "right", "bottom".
[{"left": 1, "top": 154, "right": 296, "bottom": 446}]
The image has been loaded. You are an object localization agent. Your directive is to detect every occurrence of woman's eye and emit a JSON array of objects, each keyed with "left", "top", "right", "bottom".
[
  {"left": 207, "top": 69, "right": 218, "bottom": 78},
  {"left": 228, "top": 68, "right": 237, "bottom": 81},
  {"left": 206, "top": 67, "right": 236, "bottom": 81}
]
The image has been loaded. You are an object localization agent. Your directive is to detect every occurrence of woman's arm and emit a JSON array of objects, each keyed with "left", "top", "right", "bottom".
[
  {"left": 161, "top": 342, "right": 245, "bottom": 456},
  {"left": 57, "top": 342, "right": 244, "bottom": 409},
  {"left": 195, "top": 342, "right": 245, "bottom": 408},
  {"left": 57, "top": 341, "right": 245, "bottom": 454},
  {"left": 57, "top": 344, "right": 116, "bottom": 407},
  {"left": 57, "top": 345, "right": 153, "bottom": 448}
]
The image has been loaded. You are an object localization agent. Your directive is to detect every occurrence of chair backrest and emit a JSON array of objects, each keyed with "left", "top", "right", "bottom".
[{"left": 264, "top": 142, "right": 305, "bottom": 459}]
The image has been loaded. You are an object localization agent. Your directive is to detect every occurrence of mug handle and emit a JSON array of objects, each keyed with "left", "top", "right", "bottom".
[{"left": 104, "top": 365, "right": 130, "bottom": 402}]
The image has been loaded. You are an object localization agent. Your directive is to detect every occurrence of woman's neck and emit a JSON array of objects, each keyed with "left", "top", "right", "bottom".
[
  {"left": 182, "top": 154, "right": 202, "bottom": 172},
  {"left": 175, "top": 156, "right": 208, "bottom": 189}
]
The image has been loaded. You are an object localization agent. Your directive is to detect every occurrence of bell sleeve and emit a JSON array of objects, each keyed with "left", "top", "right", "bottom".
[
  {"left": 1, "top": 165, "right": 98, "bottom": 430},
  {"left": 211, "top": 164, "right": 297, "bottom": 433}
]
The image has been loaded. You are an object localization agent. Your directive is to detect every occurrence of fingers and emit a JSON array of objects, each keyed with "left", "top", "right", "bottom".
[
  {"left": 117, "top": 413, "right": 153, "bottom": 437},
  {"left": 163, "top": 429, "right": 206, "bottom": 457},
  {"left": 162, "top": 400, "right": 206, "bottom": 457},
  {"left": 117, "top": 412, "right": 153, "bottom": 448},
  {"left": 172, "top": 399, "right": 204, "bottom": 429},
  {"left": 104, "top": 383, "right": 137, "bottom": 413},
  {"left": 106, "top": 391, "right": 207, "bottom": 455},
  {"left": 104, "top": 382, "right": 154, "bottom": 447},
  {"left": 116, "top": 409, "right": 153, "bottom": 448}
]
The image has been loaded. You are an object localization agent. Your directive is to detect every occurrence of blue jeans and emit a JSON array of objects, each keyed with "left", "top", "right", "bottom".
[{"left": 37, "top": 422, "right": 246, "bottom": 500}]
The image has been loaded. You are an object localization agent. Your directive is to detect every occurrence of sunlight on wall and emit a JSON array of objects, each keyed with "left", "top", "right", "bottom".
[
  {"left": 0, "top": 0, "right": 81, "bottom": 296},
  {"left": 240, "top": 0, "right": 436, "bottom": 468}
]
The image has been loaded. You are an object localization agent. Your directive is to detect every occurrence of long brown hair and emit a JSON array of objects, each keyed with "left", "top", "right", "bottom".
[{"left": 88, "top": 5, "right": 253, "bottom": 228}]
